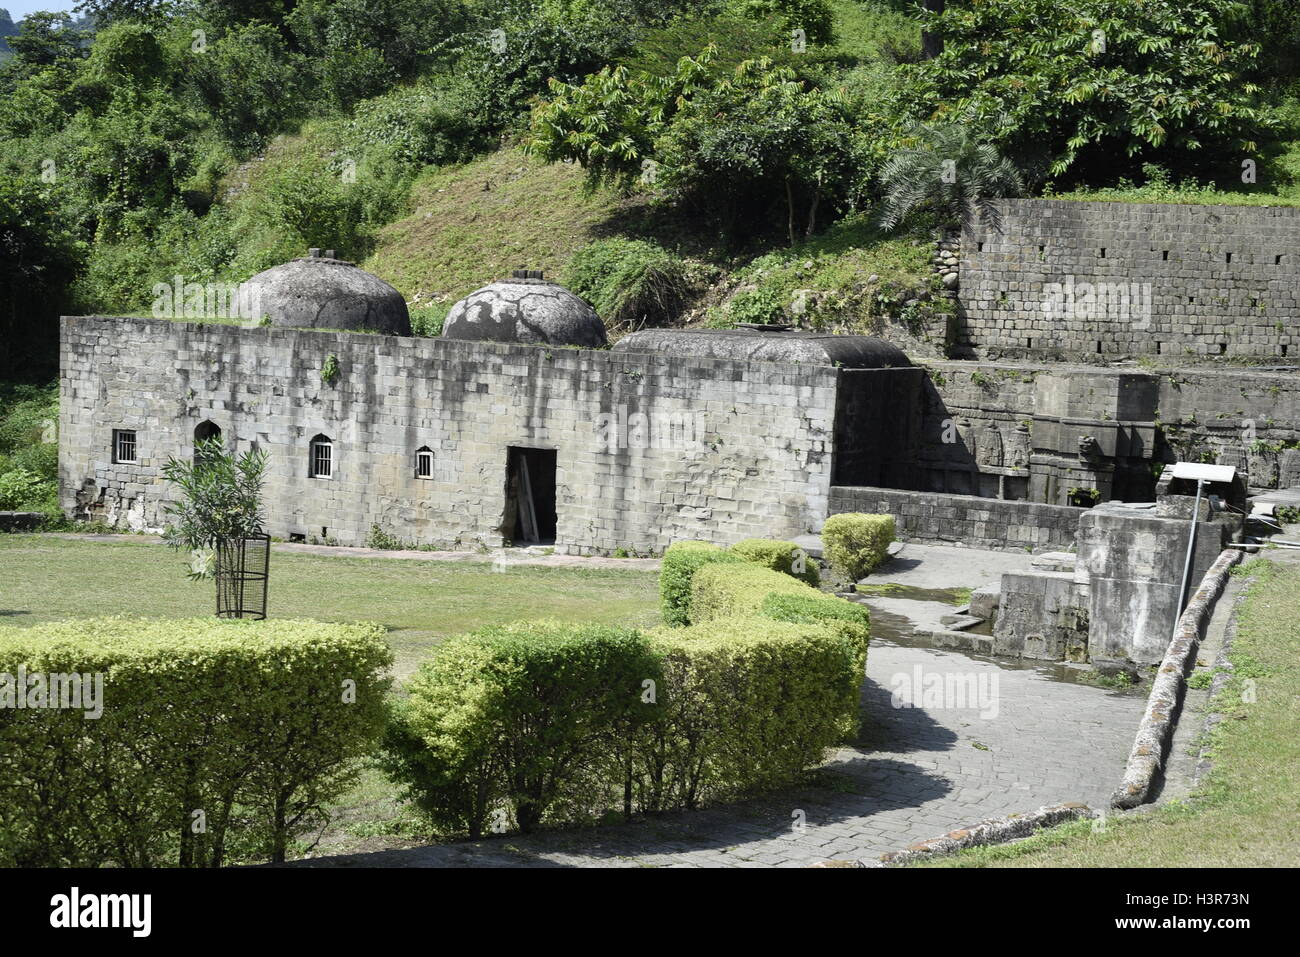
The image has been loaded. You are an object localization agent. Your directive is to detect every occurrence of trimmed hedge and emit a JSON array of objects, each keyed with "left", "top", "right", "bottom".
[
  {"left": 640, "top": 618, "right": 860, "bottom": 809},
  {"left": 382, "top": 622, "right": 660, "bottom": 836},
  {"left": 688, "top": 562, "right": 818, "bottom": 624},
  {"left": 0, "top": 617, "right": 392, "bottom": 868},
  {"left": 659, "top": 540, "right": 744, "bottom": 626},
  {"left": 389, "top": 617, "right": 863, "bottom": 829},
  {"left": 729, "top": 537, "right": 821, "bottom": 586},
  {"left": 822, "top": 513, "right": 897, "bottom": 581}
]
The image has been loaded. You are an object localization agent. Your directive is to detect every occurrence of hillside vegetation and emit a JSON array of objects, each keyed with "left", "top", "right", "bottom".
[{"left": 2, "top": 0, "right": 1299, "bottom": 383}]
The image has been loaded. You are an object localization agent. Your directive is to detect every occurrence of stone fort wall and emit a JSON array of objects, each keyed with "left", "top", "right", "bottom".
[
  {"left": 59, "top": 316, "right": 842, "bottom": 553},
  {"left": 958, "top": 199, "right": 1300, "bottom": 360}
]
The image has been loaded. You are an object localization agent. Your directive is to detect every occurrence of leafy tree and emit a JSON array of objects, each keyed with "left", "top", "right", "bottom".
[
  {"left": 530, "top": 49, "right": 864, "bottom": 242},
  {"left": 6, "top": 11, "right": 88, "bottom": 65},
  {"left": 902, "top": 0, "right": 1272, "bottom": 183},
  {"left": 0, "top": 175, "right": 83, "bottom": 379},
  {"left": 188, "top": 21, "right": 304, "bottom": 148},
  {"left": 727, "top": 0, "right": 833, "bottom": 46},
  {"left": 876, "top": 115, "right": 1023, "bottom": 231}
]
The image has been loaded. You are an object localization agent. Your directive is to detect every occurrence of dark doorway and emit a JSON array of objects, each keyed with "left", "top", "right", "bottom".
[
  {"left": 505, "top": 447, "right": 557, "bottom": 544},
  {"left": 194, "top": 420, "right": 222, "bottom": 467}
]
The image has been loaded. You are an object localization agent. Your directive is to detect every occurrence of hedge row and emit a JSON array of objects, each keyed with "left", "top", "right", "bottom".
[
  {"left": 660, "top": 537, "right": 821, "bottom": 626},
  {"left": 0, "top": 617, "right": 392, "bottom": 867},
  {"left": 384, "top": 614, "right": 866, "bottom": 834},
  {"left": 387, "top": 542, "right": 872, "bottom": 836},
  {"left": 729, "top": 538, "right": 821, "bottom": 587}
]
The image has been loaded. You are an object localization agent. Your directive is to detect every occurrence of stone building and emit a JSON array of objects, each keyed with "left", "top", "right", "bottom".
[
  {"left": 57, "top": 198, "right": 1300, "bottom": 557},
  {"left": 59, "top": 265, "right": 919, "bottom": 552}
]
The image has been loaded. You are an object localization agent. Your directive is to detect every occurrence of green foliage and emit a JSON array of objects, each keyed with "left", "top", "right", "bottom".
[
  {"left": 188, "top": 22, "right": 304, "bottom": 151},
  {"left": 876, "top": 115, "right": 1023, "bottom": 231},
  {"left": 821, "top": 512, "right": 896, "bottom": 580},
  {"left": 687, "top": 560, "right": 817, "bottom": 623},
  {"left": 727, "top": 0, "right": 834, "bottom": 45},
  {"left": 729, "top": 537, "right": 820, "bottom": 585},
  {"left": 0, "top": 176, "right": 84, "bottom": 377},
  {"left": 408, "top": 303, "right": 449, "bottom": 337},
  {"left": 382, "top": 621, "right": 659, "bottom": 835},
  {"left": 902, "top": 0, "right": 1273, "bottom": 184},
  {"left": 529, "top": 48, "right": 867, "bottom": 243},
  {"left": 564, "top": 237, "right": 689, "bottom": 327},
  {"left": 386, "top": 606, "right": 868, "bottom": 831},
  {"left": 243, "top": 154, "right": 412, "bottom": 266},
  {"left": 0, "top": 616, "right": 392, "bottom": 866},
  {"left": 366, "top": 523, "right": 403, "bottom": 550},
  {"left": 160, "top": 437, "right": 268, "bottom": 567},
  {"left": 0, "top": 469, "right": 45, "bottom": 510},
  {"left": 642, "top": 616, "right": 861, "bottom": 806},
  {"left": 0, "top": 385, "right": 60, "bottom": 518},
  {"left": 761, "top": 590, "right": 870, "bottom": 649},
  {"left": 321, "top": 353, "right": 340, "bottom": 385},
  {"left": 340, "top": 74, "right": 491, "bottom": 168},
  {"left": 658, "top": 539, "right": 744, "bottom": 626}
]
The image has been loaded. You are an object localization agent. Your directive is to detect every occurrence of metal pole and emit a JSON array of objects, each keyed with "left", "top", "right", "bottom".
[{"left": 1174, "top": 478, "right": 1205, "bottom": 635}]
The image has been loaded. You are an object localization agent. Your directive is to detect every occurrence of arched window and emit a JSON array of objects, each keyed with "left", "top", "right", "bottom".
[
  {"left": 309, "top": 434, "right": 333, "bottom": 479},
  {"left": 194, "top": 420, "right": 222, "bottom": 467},
  {"left": 415, "top": 446, "right": 434, "bottom": 479}
]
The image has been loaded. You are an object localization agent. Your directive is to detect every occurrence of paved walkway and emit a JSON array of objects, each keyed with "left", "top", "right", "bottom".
[{"left": 298, "top": 542, "right": 1147, "bottom": 868}]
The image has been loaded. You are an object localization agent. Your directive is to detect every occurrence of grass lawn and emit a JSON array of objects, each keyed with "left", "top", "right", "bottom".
[
  {"left": 0, "top": 533, "right": 664, "bottom": 857},
  {"left": 917, "top": 556, "right": 1300, "bottom": 867},
  {"left": 0, "top": 534, "right": 661, "bottom": 682}
]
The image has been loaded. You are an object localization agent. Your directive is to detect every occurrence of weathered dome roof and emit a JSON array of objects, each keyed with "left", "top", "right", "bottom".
[
  {"left": 442, "top": 271, "right": 607, "bottom": 348},
  {"left": 611, "top": 328, "right": 912, "bottom": 368},
  {"left": 240, "top": 250, "right": 411, "bottom": 335}
]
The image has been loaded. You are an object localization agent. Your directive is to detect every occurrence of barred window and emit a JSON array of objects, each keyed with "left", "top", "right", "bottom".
[
  {"left": 112, "top": 429, "right": 137, "bottom": 464},
  {"left": 415, "top": 447, "right": 434, "bottom": 479},
  {"left": 309, "top": 434, "right": 333, "bottom": 479}
]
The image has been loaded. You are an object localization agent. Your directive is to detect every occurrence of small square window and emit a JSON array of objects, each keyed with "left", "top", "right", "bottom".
[
  {"left": 415, "top": 447, "right": 434, "bottom": 479},
  {"left": 112, "top": 429, "right": 137, "bottom": 464}
]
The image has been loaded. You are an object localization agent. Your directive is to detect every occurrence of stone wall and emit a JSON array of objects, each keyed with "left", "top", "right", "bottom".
[
  {"left": 827, "top": 486, "right": 1080, "bottom": 553},
  {"left": 60, "top": 316, "right": 844, "bottom": 553},
  {"left": 958, "top": 199, "right": 1300, "bottom": 361},
  {"left": 911, "top": 360, "right": 1300, "bottom": 501}
]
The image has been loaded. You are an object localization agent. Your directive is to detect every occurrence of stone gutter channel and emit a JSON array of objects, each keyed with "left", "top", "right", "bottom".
[
  {"left": 849, "top": 547, "right": 1243, "bottom": 867},
  {"left": 1109, "top": 547, "right": 1241, "bottom": 809}
]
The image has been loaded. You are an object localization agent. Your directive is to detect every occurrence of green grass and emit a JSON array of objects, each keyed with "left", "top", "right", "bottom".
[
  {"left": 363, "top": 147, "right": 640, "bottom": 308},
  {"left": 0, "top": 534, "right": 661, "bottom": 682},
  {"left": 916, "top": 556, "right": 1300, "bottom": 867}
]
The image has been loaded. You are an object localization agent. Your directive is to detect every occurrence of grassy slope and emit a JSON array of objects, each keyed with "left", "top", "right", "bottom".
[
  {"left": 0, "top": 535, "right": 660, "bottom": 681},
  {"left": 362, "top": 147, "right": 637, "bottom": 306},
  {"left": 918, "top": 556, "right": 1300, "bottom": 867}
]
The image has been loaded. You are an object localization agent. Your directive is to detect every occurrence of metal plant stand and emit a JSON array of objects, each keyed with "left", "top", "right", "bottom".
[{"left": 214, "top": 533, "right": 270, "bottom": 620}]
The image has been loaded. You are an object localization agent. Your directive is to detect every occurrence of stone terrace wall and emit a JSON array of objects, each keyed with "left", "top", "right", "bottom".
[
  {"left": 958, "top": 199, "right": 1300, "bottom": 360},
  {"left": 828, "top": 486, "right": 1080, "bottom": 553},
  {"left": 60, "top": 316, "right": 840, "bottom": 554}
]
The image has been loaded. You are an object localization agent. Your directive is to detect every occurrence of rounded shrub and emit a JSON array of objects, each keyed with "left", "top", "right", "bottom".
[{"left": 821, "top": 513, "right": 896, "bottom": 581}]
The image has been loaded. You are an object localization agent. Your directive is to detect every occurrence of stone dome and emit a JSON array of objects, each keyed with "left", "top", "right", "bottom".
[
  {"left": 239, "top": 250, "right": 411, "bottom": 335},
  {"left": 442, "top": 270, "right": 607, "bottom": 348}
]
